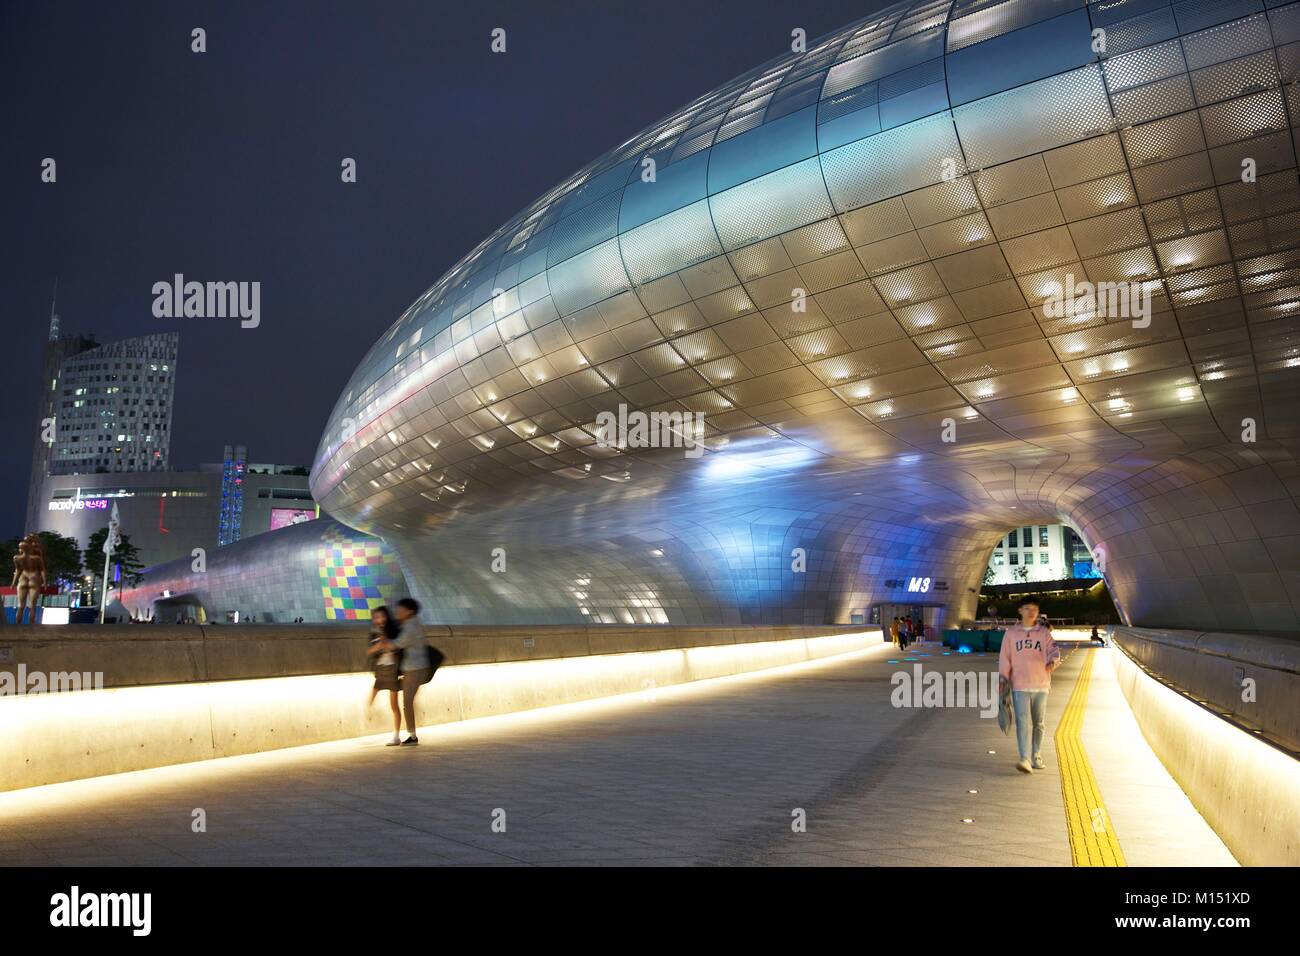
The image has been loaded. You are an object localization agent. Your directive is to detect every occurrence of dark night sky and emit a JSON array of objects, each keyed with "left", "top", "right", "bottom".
[{"left": 1, "top": 0, "right": 872, "bottom": 538}]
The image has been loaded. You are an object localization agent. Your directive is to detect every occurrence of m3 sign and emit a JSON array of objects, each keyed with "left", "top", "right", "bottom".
[{"left": 884, "top": 577, "right": 948, "bottom": 593}]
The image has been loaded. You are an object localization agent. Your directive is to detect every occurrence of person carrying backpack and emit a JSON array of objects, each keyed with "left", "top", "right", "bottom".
[
  {"left": 998, "top": 597, "right": 1061, "bottom": 774},
  {"left": 391, "top": 597, "right": 438, "bottom": 746}
]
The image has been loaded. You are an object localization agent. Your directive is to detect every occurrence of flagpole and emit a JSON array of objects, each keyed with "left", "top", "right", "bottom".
[{"left": 98, "top": 548, "right": 111, "bottom": 624}]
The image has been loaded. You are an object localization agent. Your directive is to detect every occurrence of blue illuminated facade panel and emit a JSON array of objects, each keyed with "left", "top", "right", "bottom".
[{"left": 218, "top": 444, "right": 247, "bottom": 547}]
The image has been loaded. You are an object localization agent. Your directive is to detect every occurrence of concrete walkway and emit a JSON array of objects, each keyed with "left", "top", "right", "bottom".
[{"left": 0, "top": 640, "right": 1233, "bottom": 866}]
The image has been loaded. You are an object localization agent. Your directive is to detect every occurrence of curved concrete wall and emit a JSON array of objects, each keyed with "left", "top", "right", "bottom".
[
  {"left": 0, "top": 622, "right": 868, "bottom": 687},
  {"left": 1110, "top": 627, "right": 1300, "bottom": 866},
  {"left": 0, "top": 624, "right": 878, "bottom": 792},
  {"left": 1112, "top": 626, "right": 1300, "bottom": 752}
]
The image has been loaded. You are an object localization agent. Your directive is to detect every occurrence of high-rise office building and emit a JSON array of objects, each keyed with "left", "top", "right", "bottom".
[
  {"left": 986, "top": 525, "right": 1073, "bottom": 585},
  {"left": 47, "top": 330, "right": 179, "bottom": 477},
  {"left": 24, "top": 290, "right": 99, "bottom": 533}
]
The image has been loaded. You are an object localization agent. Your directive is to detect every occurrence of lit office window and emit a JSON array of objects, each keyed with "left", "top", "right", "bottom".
[{"left": 1039, "top": 526, "right": 1049, "bottom": 546}]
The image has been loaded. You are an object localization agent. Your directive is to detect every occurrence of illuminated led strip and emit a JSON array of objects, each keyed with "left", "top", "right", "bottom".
[
  {"left": 1054, "top": 651, "right": 1127, "bottom": 867},
  {"left": 0, "top": 632, "right": 882, "bottom": 793}
]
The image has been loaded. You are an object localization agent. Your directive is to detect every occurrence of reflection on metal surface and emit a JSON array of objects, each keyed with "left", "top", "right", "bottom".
[{"left": 310, "top": 1, "right": 1300, "bottom": 629}]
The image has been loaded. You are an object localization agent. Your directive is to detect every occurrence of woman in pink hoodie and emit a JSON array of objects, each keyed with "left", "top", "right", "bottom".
[{"left": 998, "top": 597, "right": 1061, "bottom": 773}]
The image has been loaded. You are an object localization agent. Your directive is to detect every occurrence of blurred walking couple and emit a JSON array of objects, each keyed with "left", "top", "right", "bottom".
[{"left": 367, "top": 598, "right": 443, "bottom": 746}]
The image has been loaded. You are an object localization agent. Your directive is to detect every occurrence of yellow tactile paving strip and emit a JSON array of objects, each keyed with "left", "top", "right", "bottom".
[{"left": 1055, "top": 650, "right": 1127, "bottom": 867}]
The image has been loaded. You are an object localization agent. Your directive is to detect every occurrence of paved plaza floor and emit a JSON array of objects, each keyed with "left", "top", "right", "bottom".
[{"left": 0, "top": 641, "right": 1234, "bottom": 866}]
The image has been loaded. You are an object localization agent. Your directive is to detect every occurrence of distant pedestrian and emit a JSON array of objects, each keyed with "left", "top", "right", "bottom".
[
  {"left": 889, "top": 617, "right": 901, "bottom": 647},
  {"left": 366, "top": 605, "right": 403, "bottom": 746},
  {"left": 999, "top": 597, "right": 1061, "bottom": 774}
]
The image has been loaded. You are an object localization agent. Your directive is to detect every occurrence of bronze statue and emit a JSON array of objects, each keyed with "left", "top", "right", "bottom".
[{"left": 12, "top": 534, "right": 47, "bottom": 625}]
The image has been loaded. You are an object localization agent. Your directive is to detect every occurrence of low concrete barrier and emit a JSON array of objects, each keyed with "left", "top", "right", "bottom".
[
  {"left": 1110, "top": 626, "right": 1300, "bottom": 752},
  {"left": 0, "top": 623, "right": 871, "bottom": 687},
  {"left": 1110, "top": 626, "right": 1300, "bottom": 866},
  {"left": 0, "top": 624, "right": 879, "bottom": 792}
]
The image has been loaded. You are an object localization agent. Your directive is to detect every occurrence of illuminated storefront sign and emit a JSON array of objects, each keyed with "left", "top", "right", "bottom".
[
  {"left": 270, "top": 507, "right": 317, "bottom": 531},
  {"left": 884, "top": 577, "right": 949, "bottom": 593},
  {"left": 47, "top": 498, "right": 109, "bottom": 512}
]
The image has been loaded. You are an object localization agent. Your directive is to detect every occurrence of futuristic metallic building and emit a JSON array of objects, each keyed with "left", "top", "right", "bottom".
[
  {"left": 120, "top": 517, "right": 410, "bottom": 624},
  {"left": 311, "top": 0, "right": 1300, "bottom": 630}
]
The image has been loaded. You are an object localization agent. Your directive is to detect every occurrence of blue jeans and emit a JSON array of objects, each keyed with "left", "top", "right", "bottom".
[{"left": 1012, "top": 689, "right": 1048, "bottom": 762}]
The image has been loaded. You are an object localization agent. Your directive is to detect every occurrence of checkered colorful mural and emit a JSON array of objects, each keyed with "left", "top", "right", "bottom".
[{"left": 318, "top": 524, "right": 401, "bottom": 621}]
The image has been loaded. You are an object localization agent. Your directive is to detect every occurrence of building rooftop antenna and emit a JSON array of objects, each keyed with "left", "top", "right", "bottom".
[{"left": 48, "top": 277, "right": 60, "bottom": 341}]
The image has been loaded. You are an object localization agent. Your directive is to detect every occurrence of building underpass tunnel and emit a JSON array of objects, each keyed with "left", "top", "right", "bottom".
[{"left": 151, "top": 593, "right": 207, "bottom": 625}]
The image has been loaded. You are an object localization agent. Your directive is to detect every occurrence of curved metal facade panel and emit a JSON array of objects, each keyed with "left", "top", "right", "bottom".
[
  {"left": 121, "top": 518, "right": 411, "bottom": 625},
  {"left": 310, "top": 0, "right": 1300, "bottom": 630}
]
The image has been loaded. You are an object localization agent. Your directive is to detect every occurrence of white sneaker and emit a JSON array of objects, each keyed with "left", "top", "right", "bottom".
[
  {"left": 1016, "top": 759, "right": 1033, "bottom": 774},
  {"left": 1033, "top": 754, "right": 1045, "bottom": 770}
]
